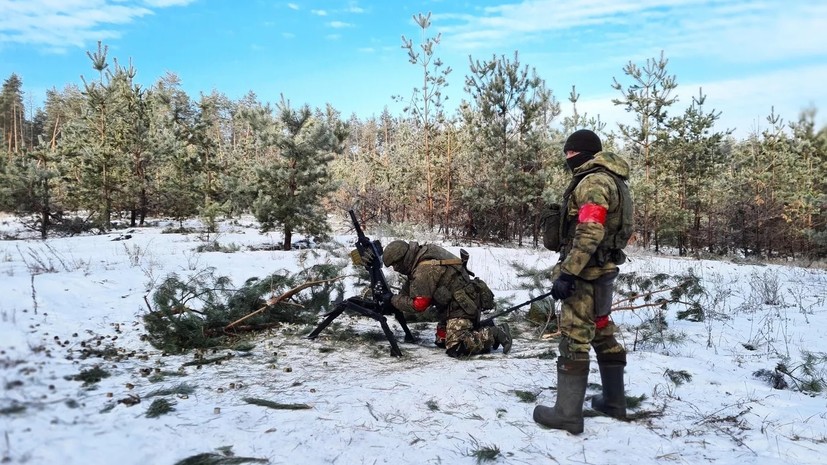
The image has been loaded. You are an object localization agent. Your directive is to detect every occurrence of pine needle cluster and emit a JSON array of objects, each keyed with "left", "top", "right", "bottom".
[{"left": 143, "top": 263, "right": 345, "bottom": 353}]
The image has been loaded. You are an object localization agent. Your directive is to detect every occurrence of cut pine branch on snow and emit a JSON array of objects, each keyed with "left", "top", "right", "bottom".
[{"left": 225, "top": 275, "right": 347, "bottom": 330}]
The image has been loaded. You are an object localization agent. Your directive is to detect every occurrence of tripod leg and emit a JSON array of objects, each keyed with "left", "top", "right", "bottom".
[
  {"left": 344, "top": 298, "right": 408, "bottom": 352},
  {"left": 392, "top": 309, "right": 416, "bottom": 343},
  {"left": 377, "top": 315, "right": 403, "bottom": 357},
  {"left": 309, "top": 298, "right": 405, "bottom": 356},
  {"left": 306, "top": 304, "right": 345, "bottom": 339}
]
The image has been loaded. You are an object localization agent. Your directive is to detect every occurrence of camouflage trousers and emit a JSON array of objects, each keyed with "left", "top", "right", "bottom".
[
  {"left": 558, "top": 270, "right": 625, "bottom": 361},
  {"left": 445, "top": 318, "right": 495, "bottom": 356}
]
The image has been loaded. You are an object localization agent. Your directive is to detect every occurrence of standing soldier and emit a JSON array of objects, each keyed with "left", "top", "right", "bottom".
[
  {"left": 379, "top": 240, "right": 512, "bottom": 357},
  {"left": 533, "top": 129, "right": 634, "bottom": 434}
]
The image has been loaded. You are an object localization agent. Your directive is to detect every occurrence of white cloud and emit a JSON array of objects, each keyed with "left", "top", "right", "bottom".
[
  {"left": 347, "top": 2, "right": 365, "bottom": 14},
  {"left": 142, "top": 0, "right": 195, "bottom": 6},
  {"left": 572, "top": 64, "right": 827, "bottom": 138},
  {"left": 436, "top": 0, "right": 827, "bottom": 138},
  {"left": 328, "top": 21, "right": 352, "bottom": 29},
  {"left": 286, "top": 3, "right": 299, "bottom": 10},
  {"left": 311, "top": 9, "right": 328, "bottom": 16},
  {"left": 435, "top": 0, "right": 827, "bottom": 65},
  {"left": 0, "top": 0, "right": 194, "bottom": 52}
]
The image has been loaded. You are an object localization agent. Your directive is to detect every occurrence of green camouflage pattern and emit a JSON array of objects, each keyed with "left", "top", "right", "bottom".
[
  {"left": 387, "top": 242, "right": 481, "bottom": 321},
  {"left": 445, "top": 317, "right": 496, "bottom": 354},
  {"left": 384, "top": 241, "right": 502, "bottom": 355},
  {"left": 556, "top": 276, "right": 625, "bottom": 357},
  {"left": 382, "top": 240, "right": 409, "bottom": 269},
  {"left": 555, "top": 151, "right": 630, "bottom": 359},
  {"left": 560, "top": 151, "right": 630, "bottom": 280}
]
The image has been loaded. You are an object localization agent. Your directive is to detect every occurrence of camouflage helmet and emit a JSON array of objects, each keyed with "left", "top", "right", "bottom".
[{"left": 382, "top": 240, "right": 409, "bottom": 267}]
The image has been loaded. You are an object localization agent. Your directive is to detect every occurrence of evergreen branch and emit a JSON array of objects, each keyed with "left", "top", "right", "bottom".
[
  {"left": 611, "top": 281, "right": 692, "bottom": 307},
  {"left": 224, "top": 275, "right": 347, "bottom": 329},
  {"left": 611, "top": 301, "right": 670, "bottom": 312}
]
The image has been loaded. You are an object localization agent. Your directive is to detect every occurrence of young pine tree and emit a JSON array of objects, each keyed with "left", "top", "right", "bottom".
[{"left": 251, "top": 98, "right": 343, "bottom": 250}]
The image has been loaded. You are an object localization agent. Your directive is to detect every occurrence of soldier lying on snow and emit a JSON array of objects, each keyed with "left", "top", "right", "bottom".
[{"left": 372, "top": 240, "right": 512, "bottom": 357}]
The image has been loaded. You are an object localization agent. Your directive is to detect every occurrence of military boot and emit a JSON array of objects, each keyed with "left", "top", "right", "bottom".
[
  {"left": 492, "top": 323, "right": 512, "bottom": 354},
  {"left": 533, "top": 358, "right": 589, "bottom": 434},
  {"left": 591, "top": 352, "right": 627, "bottom": 419}
]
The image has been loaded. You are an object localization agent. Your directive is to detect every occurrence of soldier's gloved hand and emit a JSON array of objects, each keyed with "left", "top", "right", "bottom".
[
  {"left": 360, "top": 248, "right": 376, "bottom": 266},
  {"left": 551, "top": 273, "right": 576, "bottom": 300},
  {"left": 380, "top": 292, "right": 395, "bottom": 313}
]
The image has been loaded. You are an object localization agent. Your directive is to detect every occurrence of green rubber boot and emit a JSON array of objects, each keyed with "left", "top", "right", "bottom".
[
  {"left": 533, "top": 358, "right": 589, "bottom": 434},
  {"left": 591, "top": 352, "right": 627, "bottom": 419}
]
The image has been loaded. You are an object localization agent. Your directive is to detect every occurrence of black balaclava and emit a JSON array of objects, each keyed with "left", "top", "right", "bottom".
[{"left": 566, "top": 151, "right": 595, "bottom": 171}]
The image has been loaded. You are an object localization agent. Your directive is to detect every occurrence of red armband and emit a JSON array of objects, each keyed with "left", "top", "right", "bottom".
[
  {"left": 578, "top": 202, "right": 607, "bottom": 224},
  {"left": 595, "top": 315, "right": 610, "bottom": 329},
  {"left": 413, "top": 296, "right": 432, "bottom": 312}
]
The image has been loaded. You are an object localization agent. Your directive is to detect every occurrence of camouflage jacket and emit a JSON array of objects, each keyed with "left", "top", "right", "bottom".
[
  {"left": 557, "top": 151, "right": 631, "bottom": 281},
  {"left": 389, "top": 242, "right": 477, "bottom": 320}
]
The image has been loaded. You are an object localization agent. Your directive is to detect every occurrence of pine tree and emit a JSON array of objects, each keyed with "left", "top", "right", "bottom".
[
  {"left": 612, "top": 51, "right": 678, "bottom": 251},
  {"left": 727, "top": 109, "right": 799, "bottom": 257},
  {"left": 460, "top": 50, "right": 559, "bottom": 243},
  {"left": 787, "top": 108, "right": 827, "bottom": 257},
  {"left": 147, "top": 74, "right": 200, "bottom": 227},
  {"left": 60, "top": 42, "right": 141, "bottom": 230},
  {"left": 662, "top": 88, "right": 731, "bottom": 255},
  {"left": 0, "top": 146, "right": 61, "bottom": 238},
  {"left": 0, "top": 73, "right": 26, "bottom": 154},
  {"left": 251, "top": 97, "right": 342, "bottom": 250},
  {"left": 219, "top": 91, "right": 266, "bottom": 218},
  {"left": 399, "top": 12, "right": 452, "bottom": 229}
]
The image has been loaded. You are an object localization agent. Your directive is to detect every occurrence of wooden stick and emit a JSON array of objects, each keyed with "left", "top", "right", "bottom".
[{"left": 224, "top": 275, "right": 346, "bottom": 329}]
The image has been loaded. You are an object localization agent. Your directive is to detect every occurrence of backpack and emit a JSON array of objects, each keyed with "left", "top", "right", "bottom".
[
  {"left": 541, "top": 203, "right": 563, "bottom": 252},
  {"left": 453, "top": 277, "right": 496, "bottom": 319}
]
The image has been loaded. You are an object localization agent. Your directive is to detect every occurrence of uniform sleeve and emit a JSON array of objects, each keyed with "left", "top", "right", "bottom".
[
  {"left": 390, "top": 294, "right": 416, "bottom": 313},
  {"left": 561, "top": 173, "right": 613, "bottom": 276},
  {"left": 392, "top": 268, "right": 438, "bottom": 312}
]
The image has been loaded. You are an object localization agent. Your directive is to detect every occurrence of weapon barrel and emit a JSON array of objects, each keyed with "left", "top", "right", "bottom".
[{"left": 481, "top": 290, "right": 555, "bottom": 324}]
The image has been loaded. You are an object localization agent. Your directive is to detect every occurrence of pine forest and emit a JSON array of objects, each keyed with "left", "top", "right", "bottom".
[{"left": 1, "top": 28, "right": 826, "bottom": 260}]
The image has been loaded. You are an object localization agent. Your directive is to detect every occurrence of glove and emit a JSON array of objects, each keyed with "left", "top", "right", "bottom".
[
  {"left": 361, "top": 248, "right": 376, "bottom": 266},
  {"left": 379, "top": 292, "right": 395, "bottom": 313},
  {"left": 551, "top": 273, "right": 576, "bottom": 300}
]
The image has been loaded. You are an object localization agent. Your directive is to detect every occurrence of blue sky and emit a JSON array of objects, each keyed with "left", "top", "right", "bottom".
[{"left": 1, "top": 0, "right": 826, "bottom": 138}]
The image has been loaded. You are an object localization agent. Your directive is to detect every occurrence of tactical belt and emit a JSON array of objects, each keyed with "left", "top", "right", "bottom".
[{"left": 418, "top": 258, "right": 463, "bottom": 266}]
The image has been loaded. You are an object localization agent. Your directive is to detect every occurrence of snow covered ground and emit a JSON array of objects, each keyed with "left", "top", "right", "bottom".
[{"left": 1, "top": 213, "right": 826, "bottom": 465}]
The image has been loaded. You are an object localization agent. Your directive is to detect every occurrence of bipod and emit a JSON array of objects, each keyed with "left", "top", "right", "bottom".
[{"left": 306, "top": 296, "right": 416, "bottom": 357}]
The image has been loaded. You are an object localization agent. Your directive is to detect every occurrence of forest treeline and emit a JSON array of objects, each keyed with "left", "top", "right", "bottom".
[{"left": 1, "top": 19, "right": 826, "bottom": 259}]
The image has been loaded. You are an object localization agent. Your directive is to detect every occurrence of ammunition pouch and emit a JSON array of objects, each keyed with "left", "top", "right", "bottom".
[
  {"left": 451, "top": 277, "right": 495, "bottom": 318},
  {"left": 541, "top": 203, "right": 563, "bottom": 251},
  {"left": 433, "top": 286, "right": 453, "bottom": 307},
  {"left": 472, "top": 277, "right": 496, "bottom": 310},
  {"left": 452, "top": 287, "right": 479, "bottom": 318}
]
